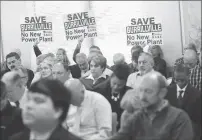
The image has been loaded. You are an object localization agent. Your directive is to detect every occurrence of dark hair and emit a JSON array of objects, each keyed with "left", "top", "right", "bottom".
[
  {"left": 90, "top": 45, "right": 100, "bottom": 51},
  {"left": 174, "top": 64, "right": 190, "bottom": 75},
  {"left": 6, "top": 52, "right": 20, "bottom": 60},
  {"left": 111, "top": 64, "right": 130, "bottom": 81},
  {"left": 131, "top": 45, "right": 143, "bottom": 53},
  {"left": 0, "top": 81, "right": 7, "bottom": 99},
  {"left": 29, "top": 79, "right": 71, "bottom": 123},
  {"left": 131, "top": 48, "right": 143, "bottom": 62},
  {"left": 90, "top": 54, "right": 107, "bottom": 70}
]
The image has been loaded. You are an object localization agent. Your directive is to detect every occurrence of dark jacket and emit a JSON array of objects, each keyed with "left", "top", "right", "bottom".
[
  {"left": 1, "top": 101, "right": 25, "bottom": 140},
  {"left": 9, "top": 125, "right": 82, "bottom": 140},
  {"left": 153, "top": 56, "right": 167, "bottom": 78},
  {"left": 96, "top": 79, "right": 131, "bottom": 129},
  {"left": 165, "top": 84, "right": 201, "bottom": 140}
]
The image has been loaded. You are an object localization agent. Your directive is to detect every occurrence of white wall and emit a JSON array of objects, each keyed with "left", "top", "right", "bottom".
[{"left": 1, "top": 1, "right": 200, "bottom": 70}]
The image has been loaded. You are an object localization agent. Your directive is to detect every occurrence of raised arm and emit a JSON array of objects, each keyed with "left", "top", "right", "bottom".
[
  {"left": 73, "top": 37, "right": 84, "bottom": 63},
  {"left": 33, "top": 40, "right": 42, "bottom": 57}
]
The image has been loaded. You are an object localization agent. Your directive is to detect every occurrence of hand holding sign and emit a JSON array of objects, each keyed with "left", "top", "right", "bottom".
[{"left": 33, "top": 39, "right": 40, "bottom": 47}]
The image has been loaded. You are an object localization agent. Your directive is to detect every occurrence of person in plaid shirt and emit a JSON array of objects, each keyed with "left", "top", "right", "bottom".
[{"left": 183, "top": 49, "right": 201, "bottom": 91}]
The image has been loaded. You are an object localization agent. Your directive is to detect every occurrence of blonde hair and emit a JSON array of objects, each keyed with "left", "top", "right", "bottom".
[
  {"left": 148, "top": 45, "right": 164, "bottom": 58},
  {"left": 57, "top": 48, "right": 70, "bottom": 65}
]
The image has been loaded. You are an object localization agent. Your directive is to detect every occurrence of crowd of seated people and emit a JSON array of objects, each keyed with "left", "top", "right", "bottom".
[{"left": 0, "top": 37, "right": 201, "bottom": 140}]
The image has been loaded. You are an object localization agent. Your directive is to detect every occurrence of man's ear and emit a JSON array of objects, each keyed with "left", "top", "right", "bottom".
[
  {"left": 54, "top": 107, "right": 63, "bottom": 120},
  {"left": 159, "top": 88, "right": 167, "bottom": 99}
]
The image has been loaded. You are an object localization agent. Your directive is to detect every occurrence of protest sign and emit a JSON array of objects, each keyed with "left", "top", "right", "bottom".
[
  {"left": 126, "top": 17, "right": 163, "bottom": 46},
  {"left": 20, "top": 16, "right": 53, "bottom": 43},
  {"left": 64, "top": 12, "right": 97, "bottom": 41}
]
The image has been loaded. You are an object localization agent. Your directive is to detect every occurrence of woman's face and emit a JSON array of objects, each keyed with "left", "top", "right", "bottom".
[
  {"left": 40, "top": 63, "right": 52, "bottom": 78},
  {"left": 56, "top": 50, "right": 64, "bottom": 63},
  {"left": 150, "top": 46, "right": 159, "bottom": 57},
  {"left": 90, "top": 60, "right": 104, "bottom": 79}
]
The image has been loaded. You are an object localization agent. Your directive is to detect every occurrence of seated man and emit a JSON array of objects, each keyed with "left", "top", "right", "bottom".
[
  {"left": 1, "top": 71, "right": 25, "bottom": 108},
  {"left": 9, "top": 79, "right": 82, "bottom": 140},
  {"left": 52, "top": 62, "right": 72, "bottom": 83},
  {"left": 166, "top": 64, "right": 201, "bottom": 140},
  {"left": 109, "top": 71, "right": 193, "bottom": 140},
  {"left": 80, "top": 54, "right": 110, "bottom": 93},
  {"left": 1, "top": 52, "right": 34, "bottom": 88},
  {"left": 0, "top": 81, "right": 25, "bottom": 140},
  {"left": 127, "top": 52, "right": 154, "bottom": 89},
  {"left": 64, "top": 79, "right": 112, "bottom": 140},
  {"left": 96, "top": 64, "right": 131, "bottom": 129}
]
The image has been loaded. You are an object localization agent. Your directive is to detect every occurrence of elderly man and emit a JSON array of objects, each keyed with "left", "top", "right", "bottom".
[
  {"left": 1, "top": 71, "right": 25, "bottom": 107},
  {"left": 1, "top": 52, "right": 34, "bottom": 88},
  {"left": 109, "top": 71, "right": 193, "bottom": 140},
  {"left": 127, "top": 52, "right": 154, "bottom": 89},
  {"left": 110, "top": 53, "right": 127, "bottom": 71},
  {"left": 52, "top": 62, "right": 72, "bottom": 83},
  {"left": 183, "top": 49, "right": 201, "bottom": 91},
  {"left": 64, "top": 79, "right": 112, "bottom": 140},
  {"left": 0, "top": 81, "right": 25, "bottom": 140}
]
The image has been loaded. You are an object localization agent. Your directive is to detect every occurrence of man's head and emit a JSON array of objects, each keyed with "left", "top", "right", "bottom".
[
  {"left": 110, "top": 64, "right": 130, "bottom": 94},
  {"left": 64, "top": 79, "right": 85, "bottom": 107},
  {"left": 173, "top": 64, "right": 190, "bottom": 89},
  {"left": 138, "top": 52, "right": 154, "bottom": 75},
  {"left": 0, "top": 81, "right": 8, "bottom": 110},
  {"left": 138, "top": 71, "right": 167, "bottom": 109},
  {"left": 89, "top": 45, "right": 101, "bottom": 54},
  {"left": 90, "top": 54, "right": 107, "bottom": 79},
  {"left": 6, "top": 52, "right": 21, "bottom": 71},
  {"left": 113, "top": 53, "right": 125, "bottom": 65},
  {"left": 52, "top": 62, "right": 71, "bottom": 83},
  {"left": 23, "top": 79, "right": 71, "bottom": 131},
  {"left": 131, "top": 45, "right": 143, "bottom": 55},
  {"left": 183, "top": 49, "right": 198, "bottom": 69},
  {"left": 76, "top": 53, "right": 89, "bottom": 71},
  {"left": 1, "top": 71, "right": 24, "bottom": 102},
  {"left": 131, "top": 47, "right": 143, "bottom": 68}
]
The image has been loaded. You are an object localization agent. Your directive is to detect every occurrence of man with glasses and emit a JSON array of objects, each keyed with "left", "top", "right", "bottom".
[{"left": 166, "top": 64, "right": 201, "bottom": 140}]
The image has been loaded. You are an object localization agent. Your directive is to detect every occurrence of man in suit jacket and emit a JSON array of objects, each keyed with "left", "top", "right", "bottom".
[
  {"left": 0, "top": 81, "right": 25, "bottom": 140},
  {"left": 1, "top": 52, "right": 34, "bottom": 88},
  {"left": 165, "top": 64, "right": 201, "bottom": 140},
  {"left": 9, "top": 79, "right": 82, "bottom": 140}
]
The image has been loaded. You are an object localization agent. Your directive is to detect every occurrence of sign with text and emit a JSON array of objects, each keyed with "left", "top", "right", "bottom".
[
  {"left": 20, "top": 16, "right": 53, "bottom": 43},
  {"left": 126, "top": 17, "right": 163, "bottom": 46},
  {"left": 64, "top": 12, "right": 97, "bottom": 41}
]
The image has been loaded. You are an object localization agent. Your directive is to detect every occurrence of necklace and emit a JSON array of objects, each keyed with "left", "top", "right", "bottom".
[{"left": 111, "top": 93, "right": 120, "bottom": 102}]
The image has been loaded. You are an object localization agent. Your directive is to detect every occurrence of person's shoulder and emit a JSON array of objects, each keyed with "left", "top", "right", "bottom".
[
  {"left": 66, "top": 132, "right": 83, "bottom": 140},
  {"left": 187, "top": 84, "right": 201, "bottom": 96},
  {"left": 8, "top": 130, "right": 29, "bottom": 140},
  {"left": 168, "top": 105, "right": 190, "bottom": 119}
]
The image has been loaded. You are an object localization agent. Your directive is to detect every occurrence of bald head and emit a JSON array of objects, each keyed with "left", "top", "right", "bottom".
[
  {"left": 113, "top": 53, "right": 125, "bottom": 65},
  {"left": 64, "top": 79, "right": 85, "bottom": 106},
  {"left": 1, "top": 71, "right": 21, "bottom": 86},
  {"left": 183, "top": 49, "right": 198, "bottom": 68}
]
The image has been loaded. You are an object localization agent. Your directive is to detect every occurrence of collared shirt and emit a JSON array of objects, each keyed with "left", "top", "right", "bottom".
[
  {"left": 30, "top": 131, "right": 52, "bottom": 140},
  {"left": 176, "top": 84, "right": 188, "bottom": 98},
  {"left": 189, "top": 65, "right": 201, "bottom": 91},
  {"left": 65, "top": 90, "right": 112, "bottom": 140},
  {"left": 126, "top": 69, "right": 154, "bottom": 89},
  {"left": 86, "top": 73, "right": 107, "bottom": 85}
]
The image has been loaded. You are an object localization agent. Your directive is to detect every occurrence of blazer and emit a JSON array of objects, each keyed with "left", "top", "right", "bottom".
[
  {"left": 9, "top": 125, "right": 83, "bottom": 140},
  {"left": 165, "top": 84, "right": 201, "bottom": 140}
]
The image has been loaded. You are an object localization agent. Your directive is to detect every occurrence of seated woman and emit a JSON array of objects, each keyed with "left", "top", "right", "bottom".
[
  {"left": 31, "top": 60, "right": 53, "bottom": 84},
  {"left": 149, "top": 45, "right": 167, "bottom": 78},
  {"left": 80, "top": 54, "right": 110, "bottom": 92}
]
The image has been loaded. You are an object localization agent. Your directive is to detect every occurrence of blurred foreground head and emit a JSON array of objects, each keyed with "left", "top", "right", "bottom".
[{"left": 23, "top": 79, "right": 71, "bottom": 131}]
